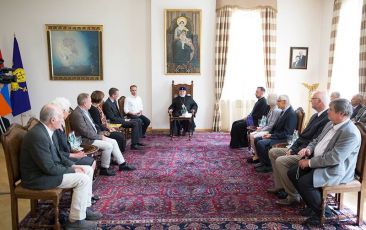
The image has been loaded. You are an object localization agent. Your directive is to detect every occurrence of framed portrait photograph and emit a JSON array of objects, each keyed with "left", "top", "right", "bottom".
[
  {"left": 289, "top": 47, "right": 308, "bottom": 69},
  {"left": 165, "top": 9, "right": 201, "bottom": 75},
  {"left": 46, "top": 24, "right": 103, "bottom": 80}
]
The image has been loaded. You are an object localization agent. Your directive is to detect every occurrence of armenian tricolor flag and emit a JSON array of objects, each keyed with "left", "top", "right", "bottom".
[{"left": 0, "top": 49, "right": 12, "bottom": 116}]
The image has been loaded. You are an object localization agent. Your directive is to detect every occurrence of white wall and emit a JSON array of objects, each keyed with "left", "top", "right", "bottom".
[
  {"left": 0, "top": 0, "right": 333, "bottom": 128},
  {"left": 276, "top": 0, "right": 333, "bottom": 114},
  {"left": 151, "top": 0, "right": 216, "bottom": 130},
  {"left": 0, "top": 0, "right": 151, "bottom": 124}
]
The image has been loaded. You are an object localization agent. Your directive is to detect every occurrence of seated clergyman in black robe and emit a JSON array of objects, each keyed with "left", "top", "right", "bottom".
[{"left": 168, "top": 86, "right": 198, "bottom": 136}]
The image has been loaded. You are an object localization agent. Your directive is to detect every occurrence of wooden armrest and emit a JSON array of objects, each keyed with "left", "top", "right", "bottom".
[
  {"left": 81, "top": 144, "right": 99, "bottom": 155},
  {"left": 272, "top": 142, "right": 287, "bottom": 148}
]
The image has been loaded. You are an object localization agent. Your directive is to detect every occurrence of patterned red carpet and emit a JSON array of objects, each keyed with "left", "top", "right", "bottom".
[{"left": 21, "top": 133, "right": 363, "bottom": 229}]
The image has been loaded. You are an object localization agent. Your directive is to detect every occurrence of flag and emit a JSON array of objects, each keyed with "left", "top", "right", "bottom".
[
  {"left": 10, "top": 37, "right": 31, "bottom": 116},
  {"left": 0, "top": 49, "right": 12, "bottom": 116}
]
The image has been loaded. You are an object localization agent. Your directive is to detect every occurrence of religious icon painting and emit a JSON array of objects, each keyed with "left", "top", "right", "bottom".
[{"left": 165, "top": 9, "right": 201, "bottom": 75}]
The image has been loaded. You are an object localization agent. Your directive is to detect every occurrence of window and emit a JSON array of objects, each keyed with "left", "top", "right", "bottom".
[
  {"left": 221, "top": 9, "right": 266, "bottom": 100},
  {"left": 219, "top": 9, "right": 266, "bottom": 130},
  {"left": 330, "top": 0, "right": 362, "bottom": 99}
]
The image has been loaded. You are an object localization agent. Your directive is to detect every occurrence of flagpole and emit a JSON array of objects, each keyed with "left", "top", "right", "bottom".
[{"left": 20, "top": 113, "right": 24, "bottom": 126}]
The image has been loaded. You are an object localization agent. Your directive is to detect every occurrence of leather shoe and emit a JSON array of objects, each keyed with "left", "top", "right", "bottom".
[
  {"left": 92, "top": 195, "right": 100, "bottom": 201},
  {"left": 99, "top": 168, "right": 116, "bottom": 176},
  {"left": 85, "top": 208, "right": 103, "bottom": 220},
  {"left": 324, "top": 206, "right": 335, "bottom": 218},
  {"left": 182, "top": 130, "right": 186, "bottom": 136},
  {"left": 247, "top": 158, "right": 260, "bottom": 164},
  {"left": 255, "top": 165, "right": 272, "bottom": 173},
  {"left": 119, "top": 163, "right": 136, "bottom": 171},
  {"left": 131, "top": 144, "right": 142, "bottom": 150},
  {"left": 275, "top": 197, "right": 299, "bottom": 205},
  {"left": 300, "top": 207, "right": 315, "bottom": 217},
  {"left": 137, "top": 143, "right": 145, "bottom": 146},
  {"left": 142, "top": 135, "right": 146, "bottom": 138},
  {"left": 302, "top": 216, "right": 321, "bottom": 227},
  {"left": 254, "top": 162, "right": 264, "bottom": 168},
  {"left": 64, "top": 220, "right": 97, "bottom": 229},
  {"left": 91, "top": 199, "right": 96, "bottom": 205},
  {"left": 267, "top": 188, "right": 281, "bottom": 194},
  {"left": 276, "top": 190, "right": 288, "bottom": 199}
]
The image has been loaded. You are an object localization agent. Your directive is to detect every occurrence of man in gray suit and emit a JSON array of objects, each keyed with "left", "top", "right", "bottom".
[
  {"left": 70, "top": 93, "right": 136, "bottom": 176},
  {"left": 20, "top": 104, "right": 102, "bottom": 229},
  {"left": 288, "top": 99, "right": 361, "bottom": 226}
]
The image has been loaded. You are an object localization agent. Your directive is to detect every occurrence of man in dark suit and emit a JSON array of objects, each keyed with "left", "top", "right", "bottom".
[
  {"left": 20, "top": 104, "right": 102, "bottom": 229},
  {"left": 230, "top": 87, "right": 268, "bottom": 148},
  {"left": 350, "top": 94, "right": 364, "bottom": 119},
  {"left": 168, "top": 86, "right": 198, "bottom": 136},
  {"left": 70, "top": 93, "right": 136, "bottom": 176},
  {"left": 268, "top": 91, "right": 330, "bottom": 205},
  {"left": 288, "top": 99, "right": 361, "bottom": 226},
  {"left": 103, "top": 88, "right": 144, "bottom": 150},
  {"left": 255, "top": 94, "right": 297, "bottom": 172}
]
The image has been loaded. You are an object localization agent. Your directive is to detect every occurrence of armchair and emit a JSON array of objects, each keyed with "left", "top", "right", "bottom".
[
  {"left": 1, "top": 124, "right": 63, "bottom": 229},
  {"left": 320, "top": 122, "right": 366, "bottom": 226},
  {"left": 272, "top": 107, "right": 305, "bottom": 148},
  {"left": 169, "top": 80, "right": 196, "bottom": 140},
  {"left": 117, "top": 96, "right": 132, "bottom": 139}
]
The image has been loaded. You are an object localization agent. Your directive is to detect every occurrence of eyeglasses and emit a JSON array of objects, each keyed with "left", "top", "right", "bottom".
[
  {"left": 311, "top": 97, "right": 320, "bottom": 100},
  {"left": 277, "top": 100, "right": 284, "bottom": 102}
]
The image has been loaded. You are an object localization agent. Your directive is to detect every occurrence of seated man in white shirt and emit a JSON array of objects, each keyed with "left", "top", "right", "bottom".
[{"left": 124, "top": 85, "right": 150, "bottom": 137}]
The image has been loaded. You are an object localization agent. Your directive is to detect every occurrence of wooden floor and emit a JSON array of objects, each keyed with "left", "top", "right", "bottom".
[{"left": 0, "top": 143, "right": 364, "bottom": 229}]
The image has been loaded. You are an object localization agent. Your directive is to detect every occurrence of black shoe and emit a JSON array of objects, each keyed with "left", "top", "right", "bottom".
[
  {"left": 64, "top": 220, "right": 97, "bottom": 229},
  {"left": 119, "top": 163, "right": 136, "bottom": 171},
  {"left": 254, "top": 162, "right": 264, "bottom": 168},
  {"left": 324, "top": 206, "right": 335, "bottom": 218},
  {"left": 267, "top": 188, "right": 282, "bottom": 194},
  {"left": 302, "top": 216, "right": 321, "bottom": 227},
  {"left": 85, "top": 208, "right": 103, "bottom": 220},
  {"left": 182, "top": 130, "right": 186, "bottom": 136},
  {"left": 247, "top": 158, "right": 260, "bottom": 164},
  {"left": 300, "top": 207, "right": 315, "bottom": 217},
  {"left": 92, "top": 195, "right": 100, "bottom": 201},
  {"left": 137, "top": 143, "right": 145, "bottom": 146},
  {"left": 142, "top": 135, "right": 146, "bottom": 138},
  {"left": 131, "top": 144, "right": 142, "bottom": 150},
  {"left": 91, "top": 199, "right": 96, "bottom": 205},
  {"left": 255, "top": 165, "right": 272, "bottom": 173},
  {"left": 276, "top": 190, "right": 288, "bottom": 199},
  {"left": 99, "top": 168, "right": 116, "bottom": 176}
]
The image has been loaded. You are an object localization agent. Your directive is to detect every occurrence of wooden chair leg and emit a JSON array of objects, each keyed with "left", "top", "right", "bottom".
[
  {"left": 320, "top": 192, "right": 327, "bottom": 226},
  {"left": 357, "top": 191, "right": 364, "bottom": 226},
  {"left": 11, "top": 195, "right": 19, "bottom": 230},
  {"left": 30, "top": 199, "right": 38, "bottom": 217},
  {"left": 338, "top": 193, "right": 344, "bottom": 210},
  {"left": 247, "top": 131, "right": 251, "bottom": 151},
  {"left": 53, "top": 198, "right": 61, "bottom": 230},
  {"left": 170, "top": 120, "right": 173, "bottom": 140}
]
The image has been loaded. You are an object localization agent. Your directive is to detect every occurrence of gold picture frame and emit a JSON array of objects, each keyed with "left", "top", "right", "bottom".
[
  {"left": 46, "top": 24, "right": 103, "bottom": 80},
  {"left": 165, "top": 9, "right": 201, "bottom": 75}
]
